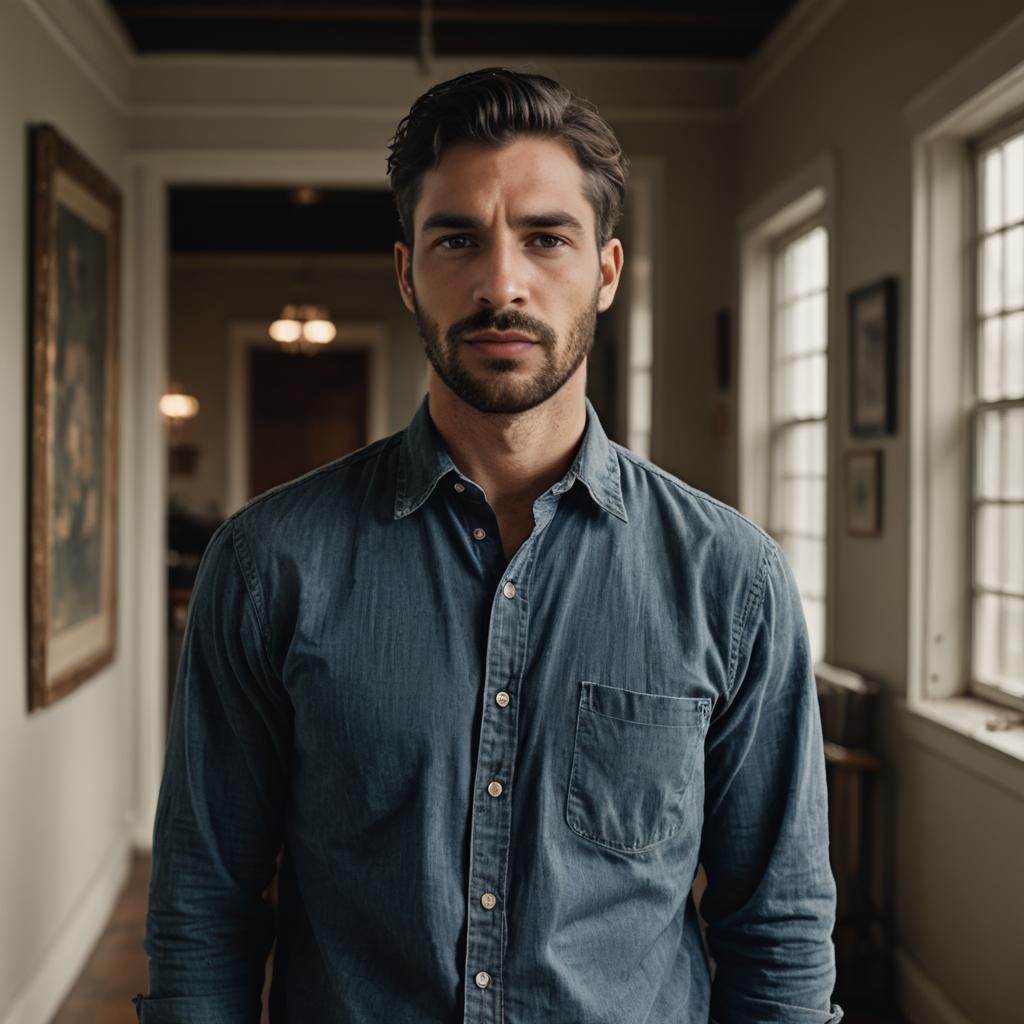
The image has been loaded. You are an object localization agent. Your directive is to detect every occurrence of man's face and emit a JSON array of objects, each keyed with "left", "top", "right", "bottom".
[{"left": 394, "top": 137, "right": 623, "bottom": 415}]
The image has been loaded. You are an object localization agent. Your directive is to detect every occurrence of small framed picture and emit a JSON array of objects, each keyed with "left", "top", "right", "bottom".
[
  {"left": 28, "top": 125, "right": 121, "bottom": 710},
  {"left": 846, "top": 450, "right": 882, "bottom": 536},
  {"left": 848, "top": 277, "right": 897, "bottom": 436}
]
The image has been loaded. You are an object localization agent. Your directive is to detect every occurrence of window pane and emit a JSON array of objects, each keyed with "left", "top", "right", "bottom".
[
  {"left": 804, "top": 597, "right": 824, "bottom": 665},
  {"left": 785, "top": 478, "right": 826, "bottom": 535},
  {"left": 1007, "top": 504, "right": 1024, "bottom": 594},
  {"left": 980, "top": 233, "right": 1003, "bottom": 316},
  {"left": 1007, "top": 312, "right": 1024, "bottom": 399},
  {"left": 1007, "top": 408, "right": 1024, "bottom": 499},
  {"left": 974, "top": 503, "right": 1000, "bottom": 590},
  {"left": 982, "top": 146, "right": 1003, "bottom": 232},
  {"left": 794, "top": 353, "right": 828, "bottom": 419},
  {"left": 1005, "top": 597, "right": 1024, "bottom": 683},
  {"left": 785, "top": 535, "right": 825, "bottom": 598},
  {"left": 806, "top": 227, "right": 828, "bottom": 290},
  {"left": 1006, "top": 135, "right": 1024, "bottom": 226},
  {"left": 978, "top": 316, "right": 1002, "bottom": 401},
  {"left": 771, "top": 225, "right": 829, "bottom": 659},
  {"left": 973, "top": 592, "right": 1001, "bottom": 682},
  {"left": 808, "top": 291, "right": 827, "bottom": 352},
  {"left": 976, "top": 408, "right": 1024, "bottom": 500},
  {"left": 1007, "top": 225, "right": 1024, "bottom": 310},
  {"left": 779, "top": 301, "right": 796, "bottom": 358},
  {"left": 781, "top": 421, "right": 826, "bottom": 476},
  {"left": 976, "top": 410, "right": 1001, "bottom": 498}
]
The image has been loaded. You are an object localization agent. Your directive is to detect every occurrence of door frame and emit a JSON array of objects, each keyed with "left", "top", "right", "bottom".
[{"left": 127, "top": 148, "right": 385, "bottom": 847}]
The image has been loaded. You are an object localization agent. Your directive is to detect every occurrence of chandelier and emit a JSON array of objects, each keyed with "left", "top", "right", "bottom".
[{"left": 269, "top": 303, "right": 337, "bottom": 354}]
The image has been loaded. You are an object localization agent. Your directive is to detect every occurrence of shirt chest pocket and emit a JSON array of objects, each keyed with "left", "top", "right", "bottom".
[{"left": 565, "top": 681, "right": 711, "bottom": 854}]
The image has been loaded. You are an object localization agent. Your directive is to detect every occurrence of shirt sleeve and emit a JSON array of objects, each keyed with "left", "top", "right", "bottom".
[
  {"left": 699, "top": 537, "right": 843, "bottom": 1024},
  {"left": 135, "top": 517, "right": 292, "bottom": 1024}
]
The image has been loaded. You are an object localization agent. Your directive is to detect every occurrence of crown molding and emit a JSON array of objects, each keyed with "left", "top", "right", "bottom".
[
  {"left": 738, "top": 0, "right": 847, "bottom": 111},
  {"left": 20, "top": 0, "right": 135, "bottom": 112},
  {"left": 19, "top": 1, "right": 845, "bottom": 127},
  {"left": 130, "top": 53, "right": 739, "bottom": 123},
  {"left": 14, "top": 7, "right": 741, "bottom": 126}
]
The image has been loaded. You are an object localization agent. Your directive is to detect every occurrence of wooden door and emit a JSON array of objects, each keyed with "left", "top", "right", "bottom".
[{"left": 249, "top": 347, "right": 368, "bottom": 498}]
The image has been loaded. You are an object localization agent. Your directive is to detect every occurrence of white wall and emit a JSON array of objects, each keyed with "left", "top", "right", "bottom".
[
  {"left": 735, "top": 2, "right": 1024, "bottom": 1022},
  {"left": 0, "top": 3, "right": 135, "bottom": 1022}
]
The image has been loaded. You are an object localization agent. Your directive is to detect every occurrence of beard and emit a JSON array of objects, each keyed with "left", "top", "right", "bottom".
[{"left": 414, "top": 287, "right": 600, "bottom": 415}]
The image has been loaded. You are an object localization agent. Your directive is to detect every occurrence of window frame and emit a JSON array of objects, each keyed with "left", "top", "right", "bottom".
[
  {"left": 767, "top": 215, "right": 830, "bottom": 662},
  {"left": 906, "top": 17, "right": 1024, "bottom": 770},
  {"left": 967, "top": 113, "right": 1024, "bottom": 713},
  {"left": 738, "top": 150, "right": 837, "bottom": 667}
]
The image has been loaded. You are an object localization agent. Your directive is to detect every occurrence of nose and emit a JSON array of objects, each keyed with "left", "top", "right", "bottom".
[{"left": 472, "top": 236, "right": 528, "bottom": 309}]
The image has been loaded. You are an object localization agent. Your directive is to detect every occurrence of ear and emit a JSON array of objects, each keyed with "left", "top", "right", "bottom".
[
  {"left": 596, "top": 238, "right": 624, "bottom": 313},
  {"left": 394, "top": 240, "right": 416, "bottom": 314}
]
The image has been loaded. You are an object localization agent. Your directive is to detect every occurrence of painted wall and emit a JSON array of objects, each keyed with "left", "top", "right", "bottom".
[
  {"left": 0, "top": 3, "right": 134, "bottom": 1022},
  {"left": 735, "top": 2, "right": 1024, "bottom": 1022}
]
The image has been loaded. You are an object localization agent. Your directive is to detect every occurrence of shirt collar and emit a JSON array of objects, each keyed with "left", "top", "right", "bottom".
[{"left": 394, "top": 394, "right": 628, "bottom": 523}]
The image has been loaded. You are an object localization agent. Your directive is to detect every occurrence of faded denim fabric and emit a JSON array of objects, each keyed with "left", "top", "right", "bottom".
[{"left": 138, "top": 395, "right": 843, "bottom": 1024}]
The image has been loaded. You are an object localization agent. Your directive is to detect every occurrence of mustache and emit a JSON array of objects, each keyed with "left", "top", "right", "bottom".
[{"left": 446, "top": 308, "right": 557, "bottom": 348}]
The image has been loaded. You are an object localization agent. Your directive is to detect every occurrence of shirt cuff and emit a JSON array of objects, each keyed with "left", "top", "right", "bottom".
[{"left": 133, "top": 992, "right": 259, "bottom": 1023}]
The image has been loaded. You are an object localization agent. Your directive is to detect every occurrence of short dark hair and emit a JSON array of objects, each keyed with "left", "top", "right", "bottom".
[{"left": 386, "top": 68, "right": 628, "bottom": 246}]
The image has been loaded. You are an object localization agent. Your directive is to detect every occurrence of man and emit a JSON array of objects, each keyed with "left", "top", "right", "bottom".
[{"left": 137, "top": 69, "right": 842, "bottom": 1023}]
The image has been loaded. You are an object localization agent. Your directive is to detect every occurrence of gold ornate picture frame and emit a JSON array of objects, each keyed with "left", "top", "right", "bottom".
[{"left": 29, "top": 125, "right": 121, "bottom": 710}]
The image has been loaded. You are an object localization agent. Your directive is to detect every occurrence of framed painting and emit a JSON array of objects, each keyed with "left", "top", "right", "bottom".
[
  {"left": 28, "top": 125, "right": 121, "bottom": 710},
  {"left": 848, "top": 277, "right": 898, "bottom": 436}
]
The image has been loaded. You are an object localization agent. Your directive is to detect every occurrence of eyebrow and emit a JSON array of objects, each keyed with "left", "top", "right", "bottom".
[{"left": 420, "top": 210, "right": 586, "bottom": 235}]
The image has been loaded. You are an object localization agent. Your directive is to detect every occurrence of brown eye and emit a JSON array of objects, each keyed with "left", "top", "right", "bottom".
[{"left": 439, "top": 235, "right": 474, "bottom": 250}]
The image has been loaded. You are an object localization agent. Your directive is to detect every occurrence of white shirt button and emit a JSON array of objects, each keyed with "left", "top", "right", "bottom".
[
  {"left": 475, "top": 971, "right": 491, "bottom": 989},
  {"left": 487, "top": 780, "right": 503, "bottom": 798},
  {"left": 480, "top": 891, "right": 497, "bottom": 910},
  {"left": 454, "top": 482, "right": 465, "bottom": 493},
  {"left": 472, "top": 527, "right": 487, "bottom": 540},
  {"left": 495, "top": 690, "right": 510, "bottom": 707},
  {"left": 502, "top": 581, "right": 516, "bottom": 599}
]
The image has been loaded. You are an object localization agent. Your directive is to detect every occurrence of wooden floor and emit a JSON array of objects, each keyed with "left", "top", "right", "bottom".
[
  {"left": 51, "top": 852, "right": 905, "bottom": 1023},
  {"left": 51, "top": 852, "right": 150, "bottom": 1024}
]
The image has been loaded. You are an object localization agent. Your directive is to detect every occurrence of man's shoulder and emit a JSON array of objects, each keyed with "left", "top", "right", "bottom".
[
  {"left": 610, "top": 440, "right": 775, "bottom": 559},
  {"left": 226, "top": 431, "right": 401, "bottom": 546}
]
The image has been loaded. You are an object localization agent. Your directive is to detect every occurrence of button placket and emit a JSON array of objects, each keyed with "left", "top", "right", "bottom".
[{"left": 462, "top": 527, "right": 542, "bottom": 1024}]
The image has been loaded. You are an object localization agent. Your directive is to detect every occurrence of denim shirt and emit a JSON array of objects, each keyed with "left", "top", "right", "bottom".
[{"left": 138, "top": 394, "right": 843, "bottom": 1024}]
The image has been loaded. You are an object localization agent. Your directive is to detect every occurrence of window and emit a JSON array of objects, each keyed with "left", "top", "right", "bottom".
[
  {"left": 768, "top": 224, "right": 829, "bottom": 661},
  {"left": 624, "top": 171, "right": 655, "bottom": 459},
  {"left": 972, "top": 123, "right": 1024, "bottom": 707}
]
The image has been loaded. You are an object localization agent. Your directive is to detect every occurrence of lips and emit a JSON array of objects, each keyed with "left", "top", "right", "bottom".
[{"left": 465, "top": 330, "right": 537, "bottom": 357}]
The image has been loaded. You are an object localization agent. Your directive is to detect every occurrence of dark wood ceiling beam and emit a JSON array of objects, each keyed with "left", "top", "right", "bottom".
[{"left": 115, "top": 5, "right": 774, "bottom": 30}]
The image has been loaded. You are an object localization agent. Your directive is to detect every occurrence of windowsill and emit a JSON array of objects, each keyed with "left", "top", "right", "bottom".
[{"left": 902, "top": 697, "right": 1024, "bottom": 798}]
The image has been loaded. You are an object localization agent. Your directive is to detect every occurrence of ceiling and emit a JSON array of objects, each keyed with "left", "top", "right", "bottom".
[
  {"left": 108, "top": 1, "right": 797, "bottom": 60},
  {"left": 170, "top": 187, "right": 403, "bottom": 254},
  {"left": 158, "top": 3, "right": 798, "bottom": 254}
]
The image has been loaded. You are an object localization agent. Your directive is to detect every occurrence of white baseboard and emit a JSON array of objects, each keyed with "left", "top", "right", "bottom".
[
  {"left": 895, "top": 946, "right": 975, "bottom": 1024},
  {"left": 0, "top": 831, "right": 133, "bottom": 1024}
]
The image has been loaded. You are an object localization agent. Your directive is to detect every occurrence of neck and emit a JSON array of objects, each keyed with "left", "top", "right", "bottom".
[{"left": 427, "top": 365, "right": 588, "bottom": 512}]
